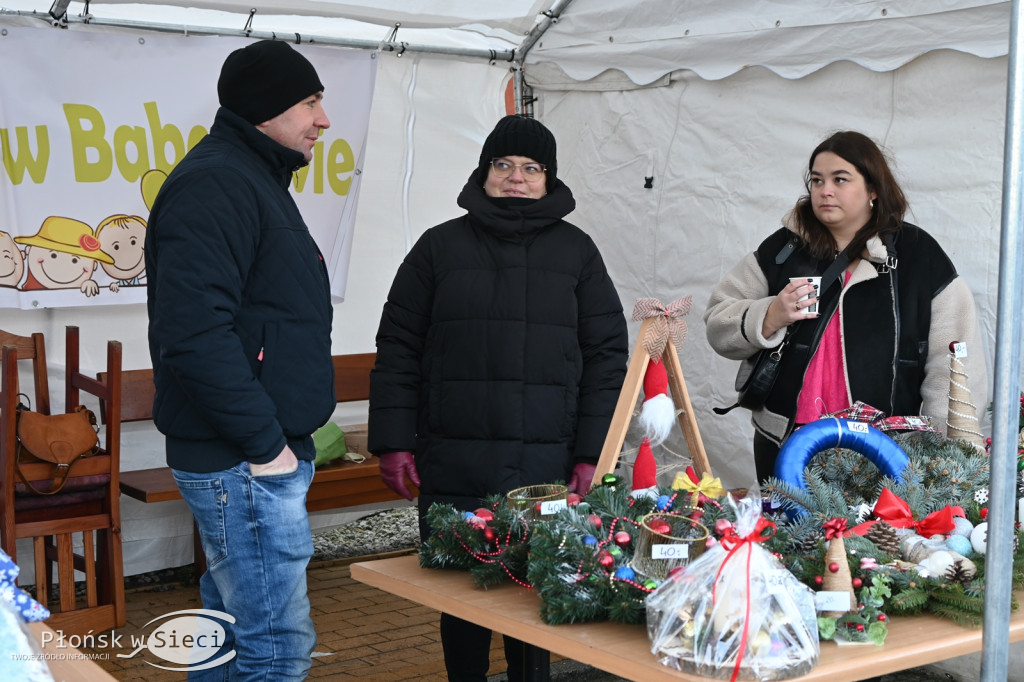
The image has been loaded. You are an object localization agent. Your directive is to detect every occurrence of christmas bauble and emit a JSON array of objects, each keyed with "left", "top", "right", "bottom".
[
  {"left": 601, "top": 474, "right": 621, "bottom": 487},
  {"left": 567, "top": 493, "right": 583, "bottom": 506},
  {"left": 656, "top": 495, "right": 673, "bottom": 511},
  {"left": 950, "top": 516, "right": 974, "bottom": 537},
  {"left": 614, "top": 566, "right": 636, "bottom": 581},
  {"left": 474, "top": 508, "right": 494, "bottom": 522},
  {"left": 649, "top": 519, "right": 672, "bottom": 535},
  {"left": 588, "top": 514, "right": 603, "bottom": 530},
  {"left": 713, "top": 519, "right": 732, "bottom": 537},
  {"left": 583, "top": 534, "right": 598, "bottom": 546},
  {"left": 483, "top": 527, "right": 497, "bottom": 543},
  {"left": 608, "top": 546, "right": 623, "bottom": 557},
  {"left": 945, "top": 534, "right": 973, "bottom": 557},
  {"left": 598, "top": 551, "right": 615, "bottom": 570},
  {"left": 614, "top": 531, "right": 632, "bottom": 547},
  {"left": 970, "top": 522, "right": 988, "bottom": 555}
]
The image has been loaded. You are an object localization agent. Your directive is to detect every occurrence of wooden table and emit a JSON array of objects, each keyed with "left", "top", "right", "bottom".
[
  {"left": 27, "top": 622, "right": 118, "bottom": 681},
  {"left": 351, "top": 554, "right": 1024, "bottom": 682}
]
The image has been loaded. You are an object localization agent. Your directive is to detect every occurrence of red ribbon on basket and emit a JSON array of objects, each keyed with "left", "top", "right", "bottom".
[
  {"left": 851, "top": 488, "right": 964, "bottom": 536},
  {"left": 712, "top": 517, "right": 777, "bottom": 682}
]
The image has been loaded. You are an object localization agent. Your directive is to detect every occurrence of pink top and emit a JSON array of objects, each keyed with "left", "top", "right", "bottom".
[{"left": 795, "top": 271, "right": 852, "bottom": 424}]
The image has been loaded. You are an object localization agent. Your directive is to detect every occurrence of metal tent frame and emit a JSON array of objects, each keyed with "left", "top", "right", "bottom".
[{"left": 1, "top": 1, "right": 1022, "bottom": 677}]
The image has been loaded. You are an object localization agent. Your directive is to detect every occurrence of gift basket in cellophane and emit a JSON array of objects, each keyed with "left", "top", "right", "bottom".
[{"left": 646, "top": 494, "right": 819, "bottom": 680}]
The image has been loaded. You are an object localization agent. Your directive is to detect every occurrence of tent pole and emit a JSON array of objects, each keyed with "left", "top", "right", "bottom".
[
  {"left": 513, "top": 0, "right": 577, "bottom": 117},
  {"left": 0, "top": 9, "right": 516, "bottom": 62},
  {"left": 981, "top": 0, "right": 1024, "bottom": 680}
]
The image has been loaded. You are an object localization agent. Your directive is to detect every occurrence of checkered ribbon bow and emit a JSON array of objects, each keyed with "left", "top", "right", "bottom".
[
  {"left": 632, "top": 297, "right": 692, "bottom": 360},
  {"left": 820, "top": 401, "right": 938, "bottom": 434}
]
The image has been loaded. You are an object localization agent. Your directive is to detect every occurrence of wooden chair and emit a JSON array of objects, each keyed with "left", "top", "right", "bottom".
[{"left": 0, "top": 326, "right": 126, "bottom": 635}]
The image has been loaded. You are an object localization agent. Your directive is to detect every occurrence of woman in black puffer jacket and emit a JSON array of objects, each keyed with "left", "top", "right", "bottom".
[{"left": 369, "top": 115, "right": 628, "bottom": 682}]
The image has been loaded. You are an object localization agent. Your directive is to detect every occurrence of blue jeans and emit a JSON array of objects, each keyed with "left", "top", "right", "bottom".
[{"left": 172, "top": 459, "right": 316, "bottom": 681}]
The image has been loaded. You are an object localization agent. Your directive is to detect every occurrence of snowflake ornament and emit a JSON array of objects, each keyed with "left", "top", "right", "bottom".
[{"left": 975, "top": 487, "right": 990, "bottom": 504}]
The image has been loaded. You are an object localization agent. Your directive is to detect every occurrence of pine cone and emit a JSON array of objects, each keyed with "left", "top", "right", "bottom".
[
  {"left": 792, "top": 530, "right": 822, "bottom": 555},
  {"left": 866, "top": 521, "right": 901, "bottom": 556},
  {"left": 945, "top": 560, "right": 976, "bottom": 584}
]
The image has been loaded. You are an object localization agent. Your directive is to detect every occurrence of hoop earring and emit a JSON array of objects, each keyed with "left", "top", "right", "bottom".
[{"left": 870, "top": 199, "right": 875, "bottom": 209}]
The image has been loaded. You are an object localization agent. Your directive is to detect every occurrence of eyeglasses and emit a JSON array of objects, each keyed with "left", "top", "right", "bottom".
[{"left": 490, "top": 158, "right": 547, "bottom": 180}]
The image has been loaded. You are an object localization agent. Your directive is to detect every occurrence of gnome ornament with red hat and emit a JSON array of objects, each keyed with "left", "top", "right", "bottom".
[
  {"left": 639, "top": 357, "right": 675, "bottom": 446},
  {"left": 631, "top": 437, "right": 659, "bottom": 500}
]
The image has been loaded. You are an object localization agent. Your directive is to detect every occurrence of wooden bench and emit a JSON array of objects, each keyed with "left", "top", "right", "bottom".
[{"left": 106, "top": 353, "right": 415, "bottom": 574}]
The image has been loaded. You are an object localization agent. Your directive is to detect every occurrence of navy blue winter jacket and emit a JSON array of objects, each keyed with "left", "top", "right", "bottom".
[{"left": 146, "top": 107, "right": 335, "bottom": 473}]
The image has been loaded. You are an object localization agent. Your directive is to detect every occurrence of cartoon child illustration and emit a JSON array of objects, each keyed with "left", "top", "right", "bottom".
[
  {"left": 96, "top": 214, "right": 147, "bottom": 292},
  {"left": 0, "top": 230, "right": 25, "bottom": 288},
  {"left": 14, "top": 216, "right": 113, "bottom": 297}
]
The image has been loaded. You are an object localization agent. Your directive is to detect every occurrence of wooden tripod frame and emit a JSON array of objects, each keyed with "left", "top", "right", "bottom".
[{"left": 590, "top": 317, "right": 712, "bottom": 486}]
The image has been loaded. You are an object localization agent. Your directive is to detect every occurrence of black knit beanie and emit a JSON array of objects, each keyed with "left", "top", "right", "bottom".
[
  {"left": 478, "top": 115, "right": 558, "bottom": 190},
  {"left": 217, "top": 40, "right": 325, "bottom": 125}
]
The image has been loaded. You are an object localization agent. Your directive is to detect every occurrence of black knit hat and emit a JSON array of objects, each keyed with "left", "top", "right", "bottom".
[
  {"left": 217, "top": 40, "right": 325, "bottom": 125},
  {"left": 478, "top": 115, "right": 557, "bottom": 190}
]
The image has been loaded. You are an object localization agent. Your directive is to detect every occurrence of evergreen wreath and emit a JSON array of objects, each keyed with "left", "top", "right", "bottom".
[{"left": 419, "top": 430, "right": 1024, "bottom": 636}]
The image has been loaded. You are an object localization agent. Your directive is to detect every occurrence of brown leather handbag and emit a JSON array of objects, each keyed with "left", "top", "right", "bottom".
[{"left": 15, "top": 400, "right": 99, "bottom": 495}]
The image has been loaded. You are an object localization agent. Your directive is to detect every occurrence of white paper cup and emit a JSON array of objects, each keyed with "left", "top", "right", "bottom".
[{"left": 789, "top": 276, "right": 821, "bottom": 314}]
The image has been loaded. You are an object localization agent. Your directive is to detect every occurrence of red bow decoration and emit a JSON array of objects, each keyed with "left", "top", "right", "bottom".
[
  {"left": 852, "top": 488, "right": 964, "bottom": 536},
  {"left": 632, "top": 297, "right": 692, "bottom": 360},
  {"left": 712, "top": 517, "right": 776, "bottom": 682},
  {"left": 822, "top": 518, "right": 848, "bottom": 540},
  {"left": 820, "top": 401, "right": 938, "bottom": 434}
]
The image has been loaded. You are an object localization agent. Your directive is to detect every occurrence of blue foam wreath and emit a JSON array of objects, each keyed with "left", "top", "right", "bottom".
[{"left": 774, "top": 418, "right": 909, "bottom": 499}]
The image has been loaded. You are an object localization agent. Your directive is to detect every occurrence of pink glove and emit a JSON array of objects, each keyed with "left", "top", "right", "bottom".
[
  {"left": 379, "top": 451, "right": 421, "bottom": 501},
  {"left": 569, "top": 462, "right": 597, "bottom": 495}
]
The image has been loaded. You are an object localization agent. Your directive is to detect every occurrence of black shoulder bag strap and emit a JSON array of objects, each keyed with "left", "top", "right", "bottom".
[{"left": 711, "top": 238, "right": 857, "bottom": 417}]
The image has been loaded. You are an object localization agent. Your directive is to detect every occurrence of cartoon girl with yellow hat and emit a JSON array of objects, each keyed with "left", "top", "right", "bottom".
[{"left": 15, "top": 216, "right": 113, "bottom": 297}]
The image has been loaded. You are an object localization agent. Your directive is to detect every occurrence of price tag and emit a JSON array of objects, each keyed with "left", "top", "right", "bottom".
[
  {"left": 846, "top": 421, "right": 869, "bottom": 433},
  {"left": 815, "top": 591, "right": 853, "bottom": 612},
  {"left": 652, "top": 544, "right": 688, "bottom": 560},
  {"left": 951, "top": 341, "right": 967, "bottom": 358},
  {"left": 540, "top": 499, "right": 567, "bottom": 515},
  {"left": 765, "top": 569, "right": 789, "bottom": 594}
]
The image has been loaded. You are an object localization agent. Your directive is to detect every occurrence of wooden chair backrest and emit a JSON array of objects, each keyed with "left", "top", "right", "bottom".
[
  {"left": 99, "top": 352, "right": 376, "bottom": 425},
  {"left": 0, "top": 330, "right": 50, "bottom": 415},
  {"left": 98, "top": 369, "right": 155, "bottom": 424},
  {"left": 333, "top": 352, "right": 375, "bottom": 403}
]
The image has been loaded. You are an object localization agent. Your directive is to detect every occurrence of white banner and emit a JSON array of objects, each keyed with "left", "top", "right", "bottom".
[{"left": 0, "top": 28, "right": 376, "bottom": 309}]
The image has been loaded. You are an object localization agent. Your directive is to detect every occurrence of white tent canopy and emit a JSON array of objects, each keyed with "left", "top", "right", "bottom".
[{"left": 1, "top": 2, "right": 1021, "bottom": 676}]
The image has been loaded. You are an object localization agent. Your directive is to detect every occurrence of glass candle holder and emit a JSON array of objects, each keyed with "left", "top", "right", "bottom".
[
  {"left": 506, "top": 484, "right": 568, "bottom": 522},
  {"left": 631, "top": 510, "right": 709, "bottom": 581}
]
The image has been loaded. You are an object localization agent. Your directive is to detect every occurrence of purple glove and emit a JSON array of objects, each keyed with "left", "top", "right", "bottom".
[
  {"left": 569, "top": 462, "right": 597, "bottom": 495},
  {"left": 379, "top": 451, "right": 421, "bottom": 500}
]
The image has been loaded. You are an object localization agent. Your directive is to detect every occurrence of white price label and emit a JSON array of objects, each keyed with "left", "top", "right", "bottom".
[
  {"left": 652, "top": 544, "right": 689, "bottom": 560},
  {"left": 846, "top": 421, "right": 869, "bottom": 433},
  {"left": 952, "top": 341, "right": 968, "bottom": 358},
  {"left": 815, "top": 591, "right": 853, "bottom": 612},
  {"left": 540, "top": 499, "right": 567, "bottom": 515},
  {"left": 765, "top": 569, "right": 789, "bottom": 594}
]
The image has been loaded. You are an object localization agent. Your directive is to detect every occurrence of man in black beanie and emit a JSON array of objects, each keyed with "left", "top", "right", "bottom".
[
  {"left": 145, "top": 39, "right": 333, "bottom": 680},
  {"left": 369, "top": 114, "right": 628, "bottom": 681}
]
